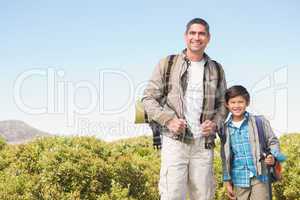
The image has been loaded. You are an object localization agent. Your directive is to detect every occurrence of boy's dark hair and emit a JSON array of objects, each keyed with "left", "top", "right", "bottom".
[
  {"left": 225, "top": 85, "right": 250, "bottom": 104},
  {"left": 186, "top": 18, "right": 210, "bottom": 35}
]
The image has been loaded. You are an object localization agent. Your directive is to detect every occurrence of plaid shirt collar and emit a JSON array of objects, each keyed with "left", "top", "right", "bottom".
[{"left": 225, "top": 111, "right": 250, "bottom": 130}]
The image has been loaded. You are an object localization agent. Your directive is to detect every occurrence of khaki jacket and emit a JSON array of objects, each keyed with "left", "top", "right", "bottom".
[{"left": 142, "top": 50, "right": 227, "bottom": 144}]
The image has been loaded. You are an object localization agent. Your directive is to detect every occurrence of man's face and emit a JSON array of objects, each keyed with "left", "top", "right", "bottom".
[{"left": 185, "top": 23, "right": 210, "bottom": 53}]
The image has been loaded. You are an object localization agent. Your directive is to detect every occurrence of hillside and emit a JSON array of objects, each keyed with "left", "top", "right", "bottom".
[{"left": 0, "top": 120, "right": 50, "bottom": 144}]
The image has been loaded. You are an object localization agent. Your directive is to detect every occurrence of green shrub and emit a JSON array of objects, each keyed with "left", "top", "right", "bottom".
[
  {"left": 272, "top": 133, "right": 300, "bottom": 200},
  {"left": 0, "top": 136, "right": 6, "bottom": 150},
  {"left": 0, "top": 134, "right": 298, "bottom": 200}
]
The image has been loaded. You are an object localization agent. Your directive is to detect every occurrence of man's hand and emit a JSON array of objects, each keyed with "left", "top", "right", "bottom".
[
  {"left": 166, "top": 118, "right": 186, "bottom": 135},
  {"left": 225, "top": 182, "right": 236, "bottom": 200},
  {"left": 265, "top": 154, "right": 275, "bottom": 166},
  {"left": 201, "top": 120, "right": 216, "bottom": 136}
]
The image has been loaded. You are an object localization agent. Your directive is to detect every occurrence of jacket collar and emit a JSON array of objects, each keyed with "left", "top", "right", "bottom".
[{"left": 180, "top": 49, "right": 210, "bottom": 65}]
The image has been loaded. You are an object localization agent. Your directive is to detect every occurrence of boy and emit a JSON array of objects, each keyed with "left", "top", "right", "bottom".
[{"left": 220, "top": 85, "right": 285, "bottom": 200}]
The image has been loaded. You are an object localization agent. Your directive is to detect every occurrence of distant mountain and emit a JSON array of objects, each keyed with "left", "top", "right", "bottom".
[{"left": 0, "top": 120, "right": 51, "bottom": 144}]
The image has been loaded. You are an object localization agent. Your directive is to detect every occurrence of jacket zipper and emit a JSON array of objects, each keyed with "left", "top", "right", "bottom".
[
  {"left": 179, "top": 59, "right": 189, "bottom": 141},
  {"left": 200, "top": 61, "right": 208, "bottom": 123}
]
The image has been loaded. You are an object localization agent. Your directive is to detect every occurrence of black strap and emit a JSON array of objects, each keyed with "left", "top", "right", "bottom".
[
  {"left": 218, "top": 126, "right": 226, "bottom": 143},
  {"left": 255, "top": 116, "right": 268, "bottom": 154},
  {"left": 144, "top": 112, "right": 149, "bottom": 123},
  {"left": 212, "top": 60, "right": 222, "bottom": 89},
  {"left": 255, "top": 116, "right": 273, "bottom": 198},
  {"left": 150, "top": 121, "right": 163, "bottom": 149},
  {"left": 163, "top": 55, "right": 176, "bottom": 96},
  {"left": 151, "top": 55, "right": 176, "bottom": 149}
]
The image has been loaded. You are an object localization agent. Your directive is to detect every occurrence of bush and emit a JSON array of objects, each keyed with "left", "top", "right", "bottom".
[
  {"left": 0, "top": 136, "right": 6, "bottom": 150},
  {"left": 0, "top": 134, "right": 298, "bottom": 200},
  {"left": 272, "top": 133, "right": 300, "bottom": 200}
]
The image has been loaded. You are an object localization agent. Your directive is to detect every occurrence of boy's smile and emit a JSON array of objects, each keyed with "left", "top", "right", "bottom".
[{"left": 225, "top": 95, "right": 249, "bottom": 121}]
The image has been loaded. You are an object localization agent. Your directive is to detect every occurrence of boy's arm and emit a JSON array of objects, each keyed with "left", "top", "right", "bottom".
[
  {"left": 223, "top": 171, "right": 231, "bottom": 182},
  {"left": 225, "top": 181, "right": 236, "bottom": 200},
  {"left": 220, "top": 140, "right": 231, "bottom": 181},
  {"left": 262, "top": 116, "right": 286, "bottom": 162},
  {"left": 220, "top": 128, "right": 236, "bottom": 200}
]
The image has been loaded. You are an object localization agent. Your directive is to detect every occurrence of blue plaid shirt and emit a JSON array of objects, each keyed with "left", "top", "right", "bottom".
[{"left": 223, "top": 112, "right": 268, "bottom": 187}]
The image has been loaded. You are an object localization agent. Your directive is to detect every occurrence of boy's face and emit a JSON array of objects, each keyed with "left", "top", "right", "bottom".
[{"left": 225, "top": 95, "right": 249, "bottom": 119}]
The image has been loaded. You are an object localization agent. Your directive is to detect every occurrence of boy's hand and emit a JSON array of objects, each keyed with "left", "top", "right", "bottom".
[
  {"left": 201, "top": 120, "right": 216, "bottom": 136},
  {"left": 166, "top": 118, "right": 186, "bottom": 135},
  {"left": 265, "top": 154, "right": 275, "bottom": 166},
  {"left": 225, "top": 182, "right": 236, "bottom": 200}
]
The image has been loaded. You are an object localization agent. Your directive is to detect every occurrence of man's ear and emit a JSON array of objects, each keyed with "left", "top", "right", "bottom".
[{"left": 224, "top": 102, "right": 229, "bottom": 109}]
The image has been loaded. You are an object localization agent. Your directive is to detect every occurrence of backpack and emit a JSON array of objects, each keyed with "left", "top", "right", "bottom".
[
  {"left": 135, "top": 55, "right": 177, "bottom": 149},
  {"left": 255, "top": 116, "right": 283, "bottom": 183}
]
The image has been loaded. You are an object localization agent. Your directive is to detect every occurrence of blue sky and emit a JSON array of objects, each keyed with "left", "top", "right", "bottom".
[{"left": 1, "top": 0, "right": 299, "bottom": 139}]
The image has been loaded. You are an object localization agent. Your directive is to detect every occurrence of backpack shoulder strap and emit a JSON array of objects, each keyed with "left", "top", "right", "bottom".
[
  {"left": 150, "top": 54, "right": 177, "bottom": 149},
  {"left": 163, "top": 55, "right": 177, "bottom": 96},
  {"left": 144, "top": 55, "right": 176, "bottom": 123},
  {"left": 212, "top": 60, "right": 222, "bottom": 89},
  {"left": 218, "top": 125, "right": 226, "bottom": 143},
  {"left": 255, "top": 115, "right": 268, "bottom": 154}
]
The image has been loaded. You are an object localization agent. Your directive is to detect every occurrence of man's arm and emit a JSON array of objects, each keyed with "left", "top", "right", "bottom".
[
  {"left": 212, "top": 64, "right": 228, "bottom": 130},
  {"left": 141, "top": 58, "right": 176, "bottom": 126}
]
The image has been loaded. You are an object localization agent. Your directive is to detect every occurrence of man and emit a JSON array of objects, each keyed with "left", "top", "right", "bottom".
[{"left": 142, "top": 18, "right": 227, "bottom": 200}]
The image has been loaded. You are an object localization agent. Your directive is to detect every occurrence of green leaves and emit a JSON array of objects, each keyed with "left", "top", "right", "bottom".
[
  {"left": 0, "top": 136, "right": 159, "bottom": 200},
  {"left": 0, "top": 134, "right": 298, "bottom": 200},
  {"left": 272, "top": 134, "right": 300, "bottom": 200}
]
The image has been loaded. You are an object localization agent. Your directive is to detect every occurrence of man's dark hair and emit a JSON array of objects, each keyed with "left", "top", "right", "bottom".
[
  {"left": 186, "top": 18, "right": 210, "bottom": 35},
  {"left": 225, "top": 85, "right": 250, "bottom": 104}
]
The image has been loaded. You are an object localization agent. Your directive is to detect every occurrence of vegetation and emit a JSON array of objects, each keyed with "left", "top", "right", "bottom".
[{"left": 0, "top": 134, "right": 299, "bottom": 200}]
